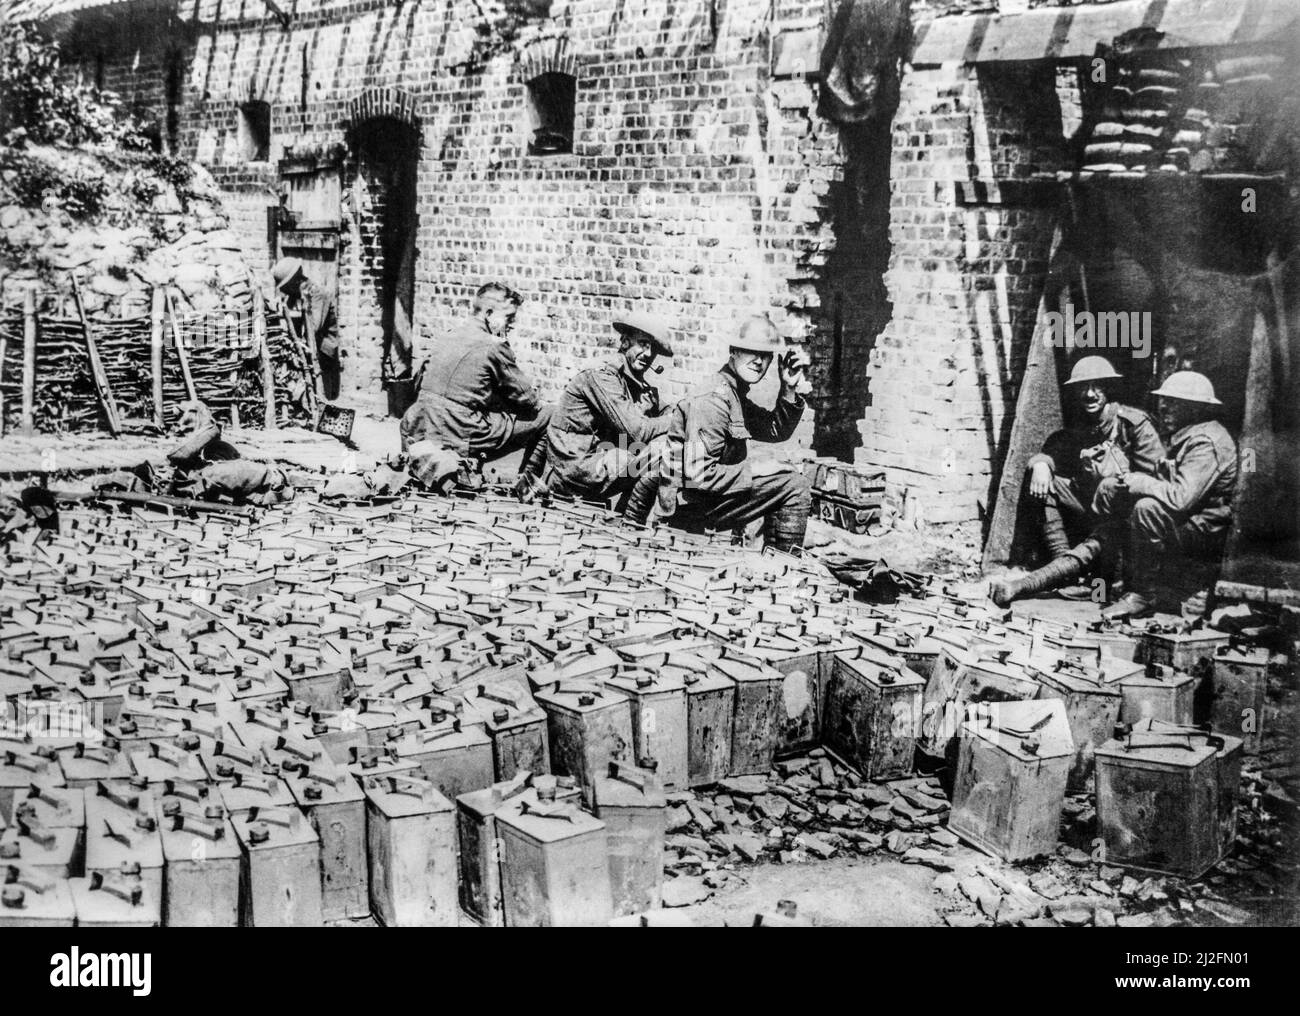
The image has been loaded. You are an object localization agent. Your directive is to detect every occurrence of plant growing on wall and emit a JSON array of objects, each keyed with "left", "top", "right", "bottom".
[
  {"left": 0, "top": 15, "right": 149, "bottom": 149},
  {"left": 460, "top": 0, "right": 557, "bottom": 70}
]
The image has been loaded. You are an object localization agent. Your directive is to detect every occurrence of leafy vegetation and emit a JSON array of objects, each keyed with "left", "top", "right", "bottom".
[{"left": 0, "top": 17, "right": 150, "bottom": 149}]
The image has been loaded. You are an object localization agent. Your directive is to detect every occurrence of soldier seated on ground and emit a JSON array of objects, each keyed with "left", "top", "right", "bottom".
[
  {"left": 399, "top": 282, "right": 553, "bottom": 473},
  {"left": 166, "top": 400, "right": 293, "bottom": 506},
  {"left": 272, "top": 257, "right": 340, "bottom": 402},
  {"left": 528, "top": 310, "right": 675, "bottom": 507},
  {"left": 645, "top": 316, "right": 812, "bottom": 553},
  {"left": 1094, "top": 371, "right": 1238, "bottom": 620},
  {"left": 990, "top": 355, "right": 1163, "bottom": 606}
]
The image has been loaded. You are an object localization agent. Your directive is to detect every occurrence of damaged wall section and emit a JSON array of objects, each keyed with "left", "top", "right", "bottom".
[{"left": 855, "top": 60, "right": 1067, "bottom": 533}]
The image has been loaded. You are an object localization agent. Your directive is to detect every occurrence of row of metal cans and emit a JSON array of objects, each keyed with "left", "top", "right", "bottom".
[{"left": 0, "top": 490, "right": 1276, "bottom": 923}]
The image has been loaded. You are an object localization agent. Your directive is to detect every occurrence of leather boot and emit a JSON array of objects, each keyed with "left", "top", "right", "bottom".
[
  {"left": 623, "top": 470, "right": 661, "bottom": 526},
  {"left": 1099, "top": 590, "right": 1157, "bottom": 620},
  {"left": 1100, "top": 529, "right": 1160, "bottom": 619},
  {"left": 512, "top": 438, "right": 549, "bottom": 500},
  {"left": 988, "top": 537, "right": 1100, "bottom": 607}
]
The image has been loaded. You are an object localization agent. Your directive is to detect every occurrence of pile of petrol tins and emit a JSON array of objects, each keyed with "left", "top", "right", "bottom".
[{"left": 0, "top": 488, "right": 1280, "bottom": 926}]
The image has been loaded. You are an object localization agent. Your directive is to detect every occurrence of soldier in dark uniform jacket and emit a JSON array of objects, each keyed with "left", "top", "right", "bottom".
[
  {"left": 1095, "top": 371, "right": 1239, "bottom": 620},
  {"left": 273, "top": 257, "right": 341, "bottom": 401},
  {"left": 658, "top": 317, "right": 812, "bottom": 553},
  {"left": 539, "top": 311, "right": 674, "bottom": 505},
  {"left": 991, "top": 355, "right": 1163, "bottom": 606},
  {"left": 399, "top": 283, "right": 552, "bottom": 464}
]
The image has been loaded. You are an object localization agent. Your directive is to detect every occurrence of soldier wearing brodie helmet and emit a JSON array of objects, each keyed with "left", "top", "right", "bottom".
[
  {"left": 1094, "top": 370, "right": 1238, "bottom": 620},
  {"left": 990, "top": 355, "right": 1163, "bottom": 606},
  {"left": 654, "top": 317, "right": 812, "bottom": 553}
]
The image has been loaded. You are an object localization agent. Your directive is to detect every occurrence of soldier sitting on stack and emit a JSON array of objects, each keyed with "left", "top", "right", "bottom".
[
  {"left": 399, "top": 283, "right": 552, "bottom": 476},
  {"left": 1094, "top": 371, "right": 1238, "bottom": 620},
  {"left": 989, "top": 355, "right": 1163, "bottom": 607},
  {"left": 648, "top": 316, "right": 812, "bottom": 553},
  {"left": 272, "top": 257, "right": 340, "bottom": 402},
  {"left": 529, "top": 311, "right": 675, "bottom": 506}
]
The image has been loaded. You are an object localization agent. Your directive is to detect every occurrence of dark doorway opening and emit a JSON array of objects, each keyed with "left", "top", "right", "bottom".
[{"left": 353, "top": 117, "right": 420, "bottom": 417}]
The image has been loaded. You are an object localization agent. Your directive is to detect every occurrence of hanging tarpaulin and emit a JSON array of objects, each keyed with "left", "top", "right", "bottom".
[{"left": 819, "top": 0, "right": 913, "bottom": 125}]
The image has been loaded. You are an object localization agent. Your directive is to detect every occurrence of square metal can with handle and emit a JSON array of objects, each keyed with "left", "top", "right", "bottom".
[
  {"left": 823, "top": 647, "right": 924, "bottom": 780},
  {"left": 496, "top": 796, "right": 612, "bottom": 927},
  {"left": 949, "top": 699, "right": 1073, "bottom": 863},
  {"left": 364, "top": 772, "right": 457, "bottom": 927}
]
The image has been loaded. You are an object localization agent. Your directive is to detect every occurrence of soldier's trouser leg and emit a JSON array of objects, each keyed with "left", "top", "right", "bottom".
[
  {"left": 623, "top": 464, "right": 661, "bottom": 525},
  {"left": 683, "top": 471, "right": 812, "bottom": 554},
  {"left": 492, "top": 405, "right": 555, "bottom": 463},
  {"left": 1043, "top": 477, "right": 1089, "bottom": 559},
  {"left": 319, "top": 353, "right": 341, "bottom": 402},
  {"left": 399, "top": 402, "right": 435, "bottom": 453},
  {"left": 1127, "top": 498, "right": 1224, "bottom": 599}
]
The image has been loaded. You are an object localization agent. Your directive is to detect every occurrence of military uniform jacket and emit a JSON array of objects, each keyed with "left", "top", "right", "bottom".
[
  {"left": 671, "top": 364, "right": 804, "bottom": 500},
  {"left": 286, "top": 278, "right": 339, "bottom": 359},
  {"left": 1122, "top": 420, "right": 1238, "bottom": 535},
  {"left": 545, "top": 360, "right": 670, "bottom": 490},
  {"left": 1028, "top": 402, "right": 1164, "bottom": 486},
  {"left": 411, "top": 321, "right": 542, "bottom": 452}
]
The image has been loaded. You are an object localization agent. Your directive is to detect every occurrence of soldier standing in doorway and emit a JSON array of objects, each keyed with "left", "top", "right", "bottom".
[{"left": 273, "top": 257, "right": 341, "bottom": 402}]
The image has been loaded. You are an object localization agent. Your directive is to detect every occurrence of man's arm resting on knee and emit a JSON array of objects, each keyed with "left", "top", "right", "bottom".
[{"left": 1122, "top": 436, "right": 1223, "bottom": 515}]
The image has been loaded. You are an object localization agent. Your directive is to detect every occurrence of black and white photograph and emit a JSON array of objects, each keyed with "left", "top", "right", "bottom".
[{"left": 0, "top": 0, "right": 1295, "bottom": 963}]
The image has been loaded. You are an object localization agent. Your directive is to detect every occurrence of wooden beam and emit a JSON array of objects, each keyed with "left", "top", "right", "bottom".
[
  {"left": 21, "top": 287, "right": 36, "bottom": 434},
  {"left": 70, "top": 274, "right": 123, "bottom": 436},
  {"left": 150, "top": 287, "right": 166, "bottom": 428},
  {"left": 912, "top": 0, "right": 1298, "bottom": 66},
  {"left": 983, "top": 225, "right": 1066, "bottom": 572},
  {"left": 165, "top": 290, "right": 198, "bottom": 404},
  {"left": 252, "top": 281, "right": 276, "bottom": 429}
]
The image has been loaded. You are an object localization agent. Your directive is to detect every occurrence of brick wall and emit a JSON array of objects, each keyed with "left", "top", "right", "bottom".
[
  {"left": 66, "top": 0, "right": 856, "bottom": 432},
  {"left": 854, "top": 60, "right": 1066, "bottom": 531},
  {"left": 55, "top": 0, "right": 1076, "bottom": 533}
]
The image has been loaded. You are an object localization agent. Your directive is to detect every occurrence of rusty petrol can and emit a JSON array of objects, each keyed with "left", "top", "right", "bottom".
[
  {"left": 710, "top": 655, "right": 783, "bottom": 777},
  {"left": 592, "top": 760, "right": 666, "bottom": 917},
  {"left": 495, "top": 796, "right": 612, "bottom": 927},
  {"left": 455, "top": 774, "right": 533, "bottom": 927},
  {"left": 1208, "top": 643, "right": 1269, "bottom": 753},
  {"left": 461, "top": 681, "right": 551, "bottom": 781},
  {"left": 1095, "top": 720, "right": 1243, "bottom": 878},
  {"left": 1104, "top": 658, "right": 1195, "bottom": 727},
  {"left": 848, "top": 621, "right": 943, "bottom": 681},
  {"left": 949, "top": 699, "right": 1074, "bottom": 863},
  {"left": 232, "top": 806, "right": 324, "bottom": 927},
  {"left": 680, "top": 658, "right": 735, "bottom": 788},
  {"left": 822, "top": 647, "right": 924, "bottom": 780},
  {"left": 69, "top": 872, "right": 160, "bottom": 928},
  {"left": 739, "top": 633, "right": 823, "bottom": 759},
  {"left": 387, "top": 716, "right": 495, "bottom": 805},
  {"left": 535, "top": 681, "right": 633, "bottom": 806},
  {"left": 6, "top": 784, "right": 84, "bottom": 831},
  {"left": 286, "top": 764, "right": 368, "bottom": 922},
  {"left": 0, "top": 816, "right": 80, "bottom": 880},
  {"left": 919, "top": 646, "right": 1039, "bottom": 762},
  {"left": 1031, "top": 657, "right": 1123, "bottom": 792},
  {"left": 363, "top": 772, "right": 457, "bottom": 927},
  {"left": 84, "top": 778, "right": 164, "bottom": 904},
  {"left": 1136, "top": 622, "right": 1229, "bottom": 723},
  {"left": 0, "top": 746, "right": 65, "bottom": 818},
  {"left": 0, "top": 865, "right": 76, "bottom": 927},
  {"left": 606, "top": 666, "right": 688, "bottom": 791},
  {"left": 155, "top": 794, "right": 240, "bottom": 927}
]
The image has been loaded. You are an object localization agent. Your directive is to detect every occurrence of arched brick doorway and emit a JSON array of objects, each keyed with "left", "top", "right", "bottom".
[{"left": 346, "top": 89, "right": 421, "bottom": 416}]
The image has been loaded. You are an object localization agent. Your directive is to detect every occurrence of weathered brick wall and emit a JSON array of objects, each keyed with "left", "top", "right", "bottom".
[
  {"left": 63, "top": 0, "right": 856, "bottom": 436},
  {"left": 855, "top": 59, "right": 1066, "bottom": 530}
]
